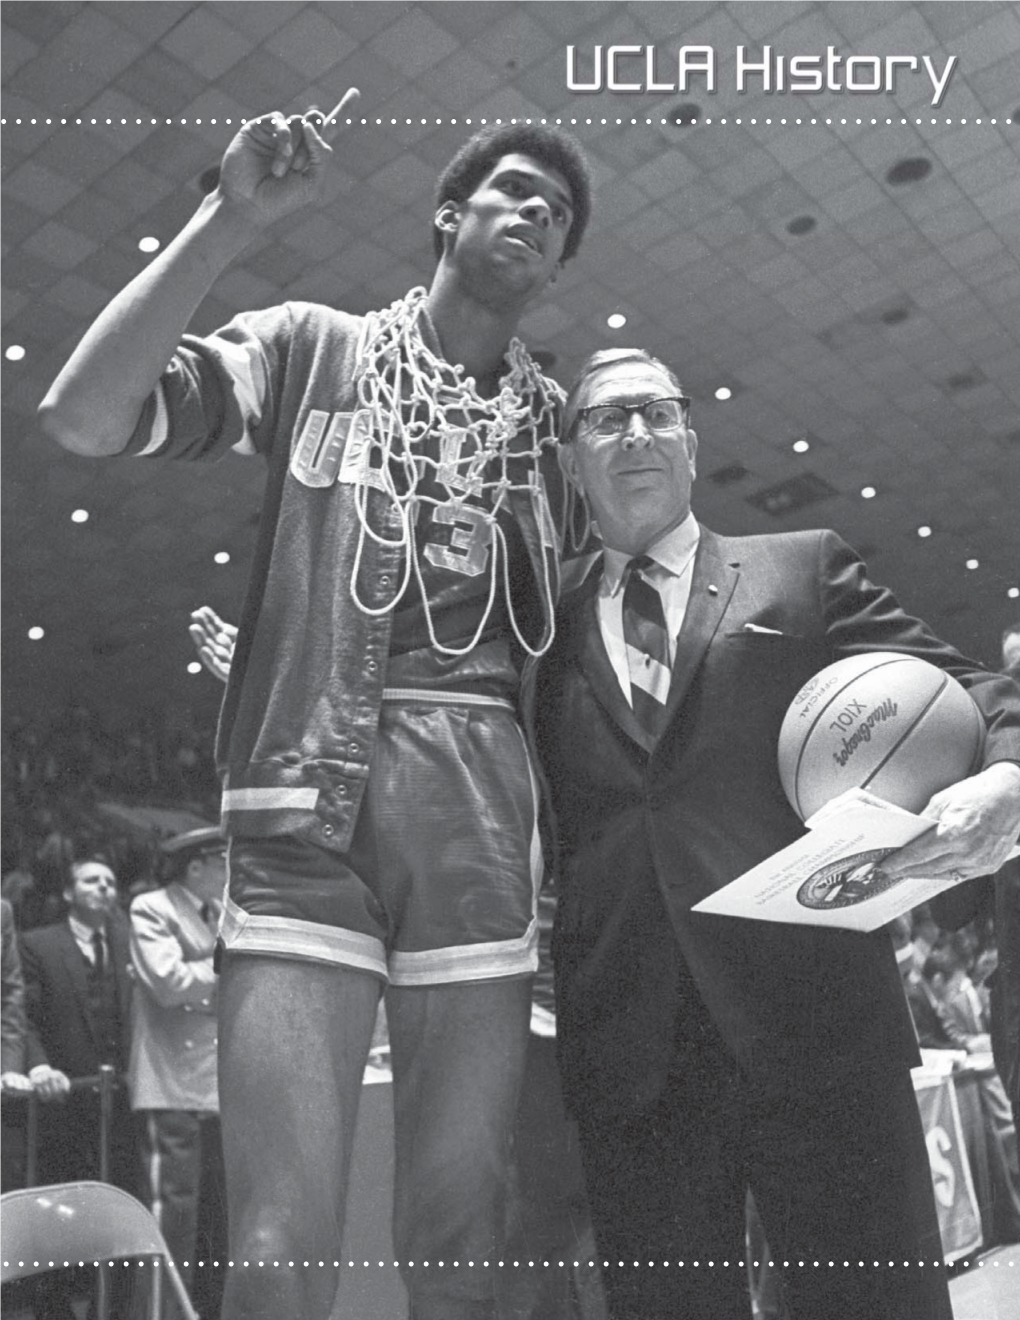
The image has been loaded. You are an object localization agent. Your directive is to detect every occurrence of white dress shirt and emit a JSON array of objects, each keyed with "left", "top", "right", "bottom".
[
  {"left": 67, "top": 912, "right": 107, "bottom": 967},
  {"left": 597, "top": 514, "right": 701, "bottom": 705}
]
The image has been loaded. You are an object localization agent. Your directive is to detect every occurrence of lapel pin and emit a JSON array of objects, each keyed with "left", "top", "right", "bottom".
[{"left": 707, "top": 584, "right": 718, "bottom": 595}]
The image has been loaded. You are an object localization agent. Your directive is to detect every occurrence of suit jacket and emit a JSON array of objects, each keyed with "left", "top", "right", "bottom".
[
  {"left": 128, "top": 883, "right": 218, "bottom": 1112},
  {"left": 20, "top": 914, "right": 133, "bottom": 1080},
  {"left": 529, "top": 526, "right": 1020, "bottom": 1115},
  {"left": 1, "top": 898, "right": 27, "bottom": 1075}
]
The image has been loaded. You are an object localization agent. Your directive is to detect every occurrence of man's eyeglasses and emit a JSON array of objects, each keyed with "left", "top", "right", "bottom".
[{"left": 573, "top": 396, "right": 691, "bottom": 441}]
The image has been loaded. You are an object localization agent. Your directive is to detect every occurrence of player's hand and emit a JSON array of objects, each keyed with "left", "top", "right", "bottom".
[
  {"left": 29, "top": 1065, "right": 71, "bottom": 1101},
  {"left": 0, "top": 1071, "right": 34, "bottom": 1094},
  {"left": 189, "top": 606, "right": 238, "bottom": 685},
  {"left": 882, "top": 761, "right": 1020, "bottom": 882},
  {"left": 215, "top": 88, "right": 360, "bottom": 226}
]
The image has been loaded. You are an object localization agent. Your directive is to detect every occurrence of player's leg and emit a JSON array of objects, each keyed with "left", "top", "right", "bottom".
[
  {"left": 387, "top": 975, "right": 532, "bottom": 1320},
  {"left": 216, "top": 952, "right": 381, "bottom": 1320}
]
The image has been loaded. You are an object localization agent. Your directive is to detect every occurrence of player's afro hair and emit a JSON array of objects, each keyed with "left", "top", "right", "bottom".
[{"left": 433, "top": 123, "right": 592, "bottom": 263}]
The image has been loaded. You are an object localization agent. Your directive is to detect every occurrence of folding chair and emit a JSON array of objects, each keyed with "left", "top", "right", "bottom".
[{"left": 1, "top": 1181, "right": 197, "bottom": 1320}]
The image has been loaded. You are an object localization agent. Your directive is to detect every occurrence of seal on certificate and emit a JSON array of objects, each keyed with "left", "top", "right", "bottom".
[{"left": 796, "top": 848, "right": 902, "bottom": 909}]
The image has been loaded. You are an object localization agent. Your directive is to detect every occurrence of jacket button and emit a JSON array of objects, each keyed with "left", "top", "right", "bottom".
[
  {"left": 349, "top": 743, "right": 358, "bottom": 755},
  {"left": 380, "top": 575, "right": 391, "bottom": 586},
  {"left": 322, "top": 824, "right": 335, "bottom": 837},
  {"left": 367, "top": 660, "right": 377, "bottom": 672}
]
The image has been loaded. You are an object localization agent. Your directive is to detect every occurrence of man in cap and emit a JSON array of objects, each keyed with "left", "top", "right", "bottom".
[{"left": 129, "top": 826, "right": 227, "bottom": 1317}]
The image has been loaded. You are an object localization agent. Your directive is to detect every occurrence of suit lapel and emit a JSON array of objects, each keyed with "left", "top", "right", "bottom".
[
  {"left": 56, "top": 922, "right": 100, "bottom": 1050},
  {"left": 564, "top": 558, "right": 659, "bottom": 754},
  {"left": 661, "top": 532, "right": 740, "bottom": 729}
]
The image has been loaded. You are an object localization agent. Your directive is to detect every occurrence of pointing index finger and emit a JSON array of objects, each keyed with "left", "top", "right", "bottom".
[{"left": 306, "top": 88, "right": 361, "bottom": 141}]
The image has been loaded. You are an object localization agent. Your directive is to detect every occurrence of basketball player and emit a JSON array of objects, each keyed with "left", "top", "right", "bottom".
[
  {"left": 528, "top": 347, "right": 1020, "bottom": 1320},
  {"left": 39, "top": 98, "right": 591, "bottom": 1320}
]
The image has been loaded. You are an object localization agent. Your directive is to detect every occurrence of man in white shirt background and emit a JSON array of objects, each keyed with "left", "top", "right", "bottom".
[{"left": 129, "top": 825, "right": 228, "bottom": 1319}]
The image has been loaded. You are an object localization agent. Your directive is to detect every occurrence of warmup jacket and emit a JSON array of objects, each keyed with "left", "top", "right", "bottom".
[{"left": 123, "top": 299, "right": 563, "bottom": 852}]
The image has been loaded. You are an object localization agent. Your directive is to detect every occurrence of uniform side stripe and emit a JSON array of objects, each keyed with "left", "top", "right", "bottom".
[{"left": 222, "top": 786, "right": 319, "bottom": 811}]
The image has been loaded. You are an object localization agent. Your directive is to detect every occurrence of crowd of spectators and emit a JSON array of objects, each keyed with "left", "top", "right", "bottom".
[
  {"left": 1, "top": 698, "right": 1017, "bottom": 1314},
  {"left": 2, "top": 701, "right": 219, "bottom": 931},
  {"left": 1, "top": 703, "right": 224, "bottom": 1314},
  {"left": 894, "top": 905, "right": 1020, "bottom": 1248}
]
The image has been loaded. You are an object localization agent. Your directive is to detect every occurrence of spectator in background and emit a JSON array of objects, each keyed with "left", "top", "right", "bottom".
[
  {"left": 20, "top": 855, "right": 135, "bottom": 1189},
  {"left": 933, "top": 621, "right": 1020, "bottom": 1130},
  {"left": 2, "top": 896, "right": 32, "bottom": 1190},
  {"left": 129, "top": 826, "right": 228, "bottom": 1319},
  {"left": 1002, "top": 622, "right": 1020, "bottom": 682},
  {"left": 927, "top": 932, "right": 992, "bottom": 1046},
  {"left": 893, "top": 914, "right": 977, "bottom": 1052},
  {"left": 1, "top": 869, "right": 38, "bottom": 933},
  {"left": 993, "top": 625, "right": 1020, "bottom": 1128},
  {"left": 927, "top": 933, "right": 1020, "bottom": 1243},
  {"left": 1, "top": 898, "right": 30, "bottom": 1087}
]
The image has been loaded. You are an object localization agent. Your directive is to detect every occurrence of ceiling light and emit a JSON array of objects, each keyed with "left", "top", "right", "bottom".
[
  {"left": 792, "top": 439, "right": 810, "bottom": 454},
  {"left": 861, "top": 486, "right": 876, "bottom": 499},
  {"left": 714, "top": 386, "right": 732, "bottom": 401},
  {"left": 214, "top": 551, "right": 230, "bottom": 565},
  {"left": 27, "top": 627, "right": 45, "bottom": 641},
  {"left": 71, "top": 509, "right": 89, "bottom": 523},
  {"left": 138, "top": 236, "right": 161, "bottom": 253},
  {"left": 1008, "top": 587, "right": 1019, "bottom": 599},
  {"left": 965, "top": 558, "right": 979, "bottom": 570},
  {"left": 917, "top": 525, "right": 932, "bottom": 538},
  {"left": 667, "top": 101, "right": 701, "bottom": 127},
  {"left": 885, "top": 157, "right": 932, "bottom": 186},
  {"left": 188, "top": 661, "right": 203, "bottom": 674},
  {"left": 5, "top": 345, "right": 26, "bottom": 361},
  {"left": 606, "top": 313, "right": 626, "bottom": 329}
]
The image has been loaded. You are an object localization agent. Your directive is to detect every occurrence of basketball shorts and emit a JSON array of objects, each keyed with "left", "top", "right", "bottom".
[{"left": 219, "top": 695, "right": 543, "bottom": 986}]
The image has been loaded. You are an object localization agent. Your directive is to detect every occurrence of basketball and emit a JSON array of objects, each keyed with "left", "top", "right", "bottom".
[{"left": 778, "top": 652, "right": 986, "bottom": 822}]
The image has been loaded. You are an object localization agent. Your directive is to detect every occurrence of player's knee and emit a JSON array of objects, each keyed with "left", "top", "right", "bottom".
[{"left": 232, "top": 1216, "right": 335, "bottom": 1267}]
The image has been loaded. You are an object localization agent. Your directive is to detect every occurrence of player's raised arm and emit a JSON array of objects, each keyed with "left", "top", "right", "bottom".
[{"left": 38, "top": 91, "right": 359, "bottom": 458}]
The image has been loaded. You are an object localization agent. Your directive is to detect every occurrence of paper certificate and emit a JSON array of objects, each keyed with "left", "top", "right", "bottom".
[{"left": 691, "top": 789, "right": 1009, "bottom": 932}]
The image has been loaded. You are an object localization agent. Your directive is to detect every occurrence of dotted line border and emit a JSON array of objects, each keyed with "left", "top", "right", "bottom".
[
  {"left": 0, "top": 115, "right": 1015, "bottom": 129},
  {"left": 4, "top": 1256, "right": 1013, "bottom": 1270}
]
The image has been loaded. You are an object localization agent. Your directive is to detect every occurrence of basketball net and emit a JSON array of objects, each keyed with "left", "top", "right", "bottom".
[{"left": 346, "top": 287, "right": 566, "bottom": 657}]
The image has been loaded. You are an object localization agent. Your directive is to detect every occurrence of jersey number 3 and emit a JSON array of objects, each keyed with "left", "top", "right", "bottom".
[{"left": 423, "top": 504, "right": 492, "bottom": 578}]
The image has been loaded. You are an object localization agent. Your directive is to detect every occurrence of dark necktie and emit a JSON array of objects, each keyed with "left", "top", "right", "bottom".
[
  {"left": 622, "top": 555, "right": 671, "bottom": 737},
  {"left": 91, "top": 929, "right": 106, "bottom": 977}
]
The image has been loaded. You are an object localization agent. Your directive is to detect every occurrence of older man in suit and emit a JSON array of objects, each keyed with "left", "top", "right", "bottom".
[
  {"left": 530, "top": 348, "right": 1020, "bottom": 1320},
  {"left": 21, "top": 855, "right": 135, "bottom": 1189},
  {"left": 129, "top": 825, "right": 228, "bottom": 1317}
]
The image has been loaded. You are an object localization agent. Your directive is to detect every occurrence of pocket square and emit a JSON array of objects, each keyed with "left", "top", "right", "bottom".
[{"left": 742, "top": 622, "right": 785, "bottom": 635}]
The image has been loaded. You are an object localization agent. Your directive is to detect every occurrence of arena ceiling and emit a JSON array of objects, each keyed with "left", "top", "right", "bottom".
[{"left": 3, "top": 0, "right": 1019, "bottom": 733}]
